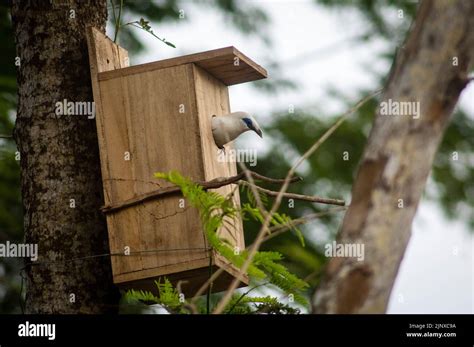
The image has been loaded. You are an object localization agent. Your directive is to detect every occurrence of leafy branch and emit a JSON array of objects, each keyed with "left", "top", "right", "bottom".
[
  {"left": 119, "top": 168, "right": 347, "bottom": 313},
  {"left": 123, "top": 18, "right": 176, "bottom": 48},
  {"left": 109, "top": 0, "right": 176, "bottom": 47},
  {"left": 101, "top": 170, "right": 343, "bottom": 214},
  {"left": 152, "top": 170, "right": 310, "bottom": 307}
]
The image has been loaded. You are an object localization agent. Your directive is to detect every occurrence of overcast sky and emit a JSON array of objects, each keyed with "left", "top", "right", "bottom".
[{"left": 124, "top": 0, "right": 473, "bottom": 313}]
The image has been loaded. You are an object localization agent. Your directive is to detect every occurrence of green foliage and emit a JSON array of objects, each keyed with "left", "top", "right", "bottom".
[
  {"left": 253, "top": 252, "right": 308, "bottom": 305},
  {"left": 225, "top": 295, "right": 299, "bottom": 314},
  {"left": 241, "top": 184, "right": 304, "bottom": 246},
  {"left": 317, "top": 0, "right": 417, "bottom": 39},
  {"left": 243, "top": 182, "right": 268, "bottom": 207},
  {"left": 154, "top": 171, "right": 310, "bottom": 307},
  {"left": 123, "top": 278, "right": 186, "bottom": 313},
  {"left": 123, "top": 278, "right": 301, "bottom": 314},
  {"left": 124, "top": 289, "right": 159, "bottom": 305}
]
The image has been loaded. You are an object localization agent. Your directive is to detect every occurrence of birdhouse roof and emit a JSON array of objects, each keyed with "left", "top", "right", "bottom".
[{"left": 98, "top": 46, "right": 267, "bottom": 86}]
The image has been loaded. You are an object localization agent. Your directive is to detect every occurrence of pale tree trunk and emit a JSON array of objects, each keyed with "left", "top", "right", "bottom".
[
  {"left": 12, "top": 0, "right": 118, "bottom": 313},
  {"left": 313, "top": 0, "right": 474, "bottom": 313}
]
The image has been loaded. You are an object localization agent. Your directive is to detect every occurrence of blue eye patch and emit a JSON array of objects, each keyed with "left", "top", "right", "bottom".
[{"left": 242, "top": 117, "right": 253, "bottom": 129}]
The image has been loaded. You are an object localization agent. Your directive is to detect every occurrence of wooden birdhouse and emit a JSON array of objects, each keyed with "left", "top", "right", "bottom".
[{"left": 86, "top": 27, "right": 267, "bottom": 296}]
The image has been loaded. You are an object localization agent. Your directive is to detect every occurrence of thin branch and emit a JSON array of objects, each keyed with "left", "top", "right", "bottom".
[
  {"left": 101, "top": 171, "right": 302, "bottom": 214},
  {"left": 237, "top": 164, "right": 269, "bottom": 221},
  {"left": 191, "top": 267, "right": 226, "bottom": 303},
  {"left": 247, "top": 171, "right": 303, "bottom": 184},
  {"left": 110, "top": 0, "right": 117, "bottom": 27},
  {"left": 239, "top": 181, "right": 345, "bottom": 206},
  {"left": 212, "top": 89, "right": 382, "bottom": 314},
  {"left": 261, "top": 207, "right": 347, "bottom": 244},
  {"left": 113, "top": 0, "right": 123, "bottom": 43},
  {"left": 206, "top": 254, "right": 213, "bottom": 314},
  {"left": 123, "top": 21, "right": 176, "bottom": 48},
  {"left": 125, "top": 23, "right": 165, "bottom": 42}
]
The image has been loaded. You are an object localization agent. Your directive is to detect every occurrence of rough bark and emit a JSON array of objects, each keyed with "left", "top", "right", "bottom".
[
  {"left": 313, "top": 0, "right": 474, "bottom": 313},
  {"left": 12, "top": 0, "right": 118, "bottom": 313}
]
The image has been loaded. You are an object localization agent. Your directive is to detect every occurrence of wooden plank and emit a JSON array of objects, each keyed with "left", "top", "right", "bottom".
[
  {"left": 114, "top": 258, "right": 211, "bottom": 285},
  {"left": 86, "top": 26, "right": 130, "bottom": 204},
  {"left": 85, "top": 27, "right": 138, "bottom": 277},
  {"left": 192, "top": 64, "right": 246, "bottom": 255},
  {"left": 98, "top": 65, "right": 210, "bottom": 277},
  {"left": 109, "top": 209, "right": 142, "bottom": 275},
  {"left": 95, "top": 75, "right": 143, "bottom": 275},
  {"left": 98, "top": 46, "right": 267, "bottom": 86},
  {"left": 115, "top": 257, "right": 247, "bottom": 297}
]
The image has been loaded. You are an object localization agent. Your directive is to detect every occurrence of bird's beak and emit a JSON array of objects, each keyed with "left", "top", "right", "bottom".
[{"left": 255, "top": 128, "right": 263, "bottom": 138}]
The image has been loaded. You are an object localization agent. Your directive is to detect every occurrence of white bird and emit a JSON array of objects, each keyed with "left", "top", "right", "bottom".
[{"left": 211, "top": 111, "right": 263, "bottom": 149}]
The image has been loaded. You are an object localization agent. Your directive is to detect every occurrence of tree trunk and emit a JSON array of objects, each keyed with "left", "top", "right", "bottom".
[
  {"left": 12, "top": 0, "right": 118, "bottom": 313},
  {"left": 313, "top": 0, "right": 474, "bottom": 313}
]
